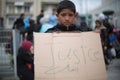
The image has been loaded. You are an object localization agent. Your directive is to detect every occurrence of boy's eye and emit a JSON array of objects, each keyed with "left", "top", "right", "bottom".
[
  {"left": 69, "top": 14, "right": 74, "bottom": 17},
  {"left": 61, "top": 13, "right": 74, "bottom": 17},
  {"left": 61, "top": 14, "right": 66, "bottom": 17}
]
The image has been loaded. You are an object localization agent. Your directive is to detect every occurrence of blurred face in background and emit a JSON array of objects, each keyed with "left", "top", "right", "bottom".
[
  {"left": 56, "top": 9, "right": 76, "bottom": 27},
  {"left": 95, "top": 22, "right": 101, "bottom": 28}
]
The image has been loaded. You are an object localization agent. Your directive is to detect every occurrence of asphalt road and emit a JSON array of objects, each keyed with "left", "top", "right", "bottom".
[{"left": 107, "top": 58, "right": 120, "bottom": 80}]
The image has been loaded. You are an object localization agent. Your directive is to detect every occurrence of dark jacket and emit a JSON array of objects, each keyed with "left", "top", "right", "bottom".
[
  {"left": 24, "top": 23, "right": 40, "bottom": 42},
  {"left": 13, "top": 18, "right": 25, "bottom": 31},
  {"left": 36, "top": 14, "right": 44, "bottom": 25},
  {"left": 17, "top": 47, "right": 34, "bottom": 80},
  {"left": 101, "top": 29, "right": 110, "bottom": 54},
  {"left": 25, "top": 25, "right": 34, "bottom": 41},
  {"left": 46, "top": 24, "right": 80, "bottom": 33}
]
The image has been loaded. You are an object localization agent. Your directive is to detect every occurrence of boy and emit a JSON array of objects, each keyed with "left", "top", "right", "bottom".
[{"left": 46, "top": 0, "right": 80, "bottom": 32}]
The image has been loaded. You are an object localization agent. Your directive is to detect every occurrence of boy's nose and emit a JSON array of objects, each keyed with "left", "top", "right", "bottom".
[{"left": 65, "top": 16, "right": 69, "bottom": 21}]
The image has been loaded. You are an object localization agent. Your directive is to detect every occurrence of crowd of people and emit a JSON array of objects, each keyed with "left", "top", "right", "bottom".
[
  {"left": 94, "top": 19, "right": 120, "bottom": 66},
  {"left": 12, "top": 0, "right": 120, "bottom": 80}
]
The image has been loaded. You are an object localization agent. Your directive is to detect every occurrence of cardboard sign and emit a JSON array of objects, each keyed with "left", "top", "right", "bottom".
[{"left": 34, "top": 32, "right": 107, "bottom": 80}]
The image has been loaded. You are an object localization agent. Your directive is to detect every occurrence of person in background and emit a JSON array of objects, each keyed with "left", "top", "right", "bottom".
[
  {"left": 102, "top": 18, "right": 113, "bottom": 33},
  {"left": 24, "top": 19, "right": 40, "bottom": 42},
  {"left": 24, "top": 17, "right": 30, "bottom": 29},
  {"left": 46, "top": 0, "right": 80, "bottom": 33},
  {"left": 94, "top": 20, "right": 106, "bottom": 33},
  {"left": 49, "top": 8, "right": 58, "bottom": 26},
  {"left": 17, "top": 40, "right": 34, "bottom": 80},
  {"left": 40, "top": 16, "right": 54, "bottom": 33},
  {"left": 94, "top": 20, "right": 110, "bottom": 65},
  {"left": 108, "top": 30, "right": 120, "bottom": 57},
  {"left": 13, "top": 13, "right": 27, "bottom": 40},
  {"left": 116, "top": 30, "right": 120, "bottom": 43},
  {"left": 36, "top": 10, "right": 44, "bottom": 26},
  {"left": 13, "top": 13, "right": 25, "bottom": 32},
  {"left": 79, "top": 21, "right": 92, "bottom": 31}
]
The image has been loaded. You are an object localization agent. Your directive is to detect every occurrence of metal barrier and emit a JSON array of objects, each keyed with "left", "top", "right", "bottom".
[
  {"left": 0, "top": 29, "right": 22, "bottom": 79},
  {"left": 0, "top": 29, "right": 12, "bottom": 64},
  {"left": 12, "top": 29, "right": 23, "bottom": 78}
]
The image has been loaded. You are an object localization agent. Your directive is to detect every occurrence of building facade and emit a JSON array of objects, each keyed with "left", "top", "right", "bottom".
[
  {"left": 0, "top": 0, "right": 6, "bottom": 28},
  {"left": 4, "top": 0, "right": 60, "bottom": 29},
  {"left": 5, "top": 0, "right": 33, "bottom": 28},
  {"left": 90, "top": 0, "right": 120, "bottom": 28}
]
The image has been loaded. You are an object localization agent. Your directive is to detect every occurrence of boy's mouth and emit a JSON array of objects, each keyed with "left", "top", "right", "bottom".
[{"left": 64, "top": 22, "right": 71, "bottom": 26}]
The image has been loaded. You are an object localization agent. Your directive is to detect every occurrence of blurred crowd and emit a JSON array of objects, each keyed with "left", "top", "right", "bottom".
[{"left": 12, "top": 3, "right": 120, "bottom": 80}]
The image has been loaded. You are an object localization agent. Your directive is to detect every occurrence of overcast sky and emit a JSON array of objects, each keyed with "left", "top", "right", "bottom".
[{"left": 71, "top": 0, "right": 102, "bottom": 14}]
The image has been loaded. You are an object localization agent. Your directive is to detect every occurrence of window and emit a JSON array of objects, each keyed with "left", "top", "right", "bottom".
[
  {"left": 25, "top": 6, "right": 30, "bottom": 13},
  {"left": 8, "top": 17, "right": 15, "bottom": 25},
  {"left": 9, "top": 6, "right": 15, "bottom": 13},
  {"left": 16, "top": 6, "right": 23, "bottom": 13}
]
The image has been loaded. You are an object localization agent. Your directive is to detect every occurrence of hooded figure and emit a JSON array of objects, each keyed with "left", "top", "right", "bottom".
[{"left": 17, "top": 40, "right": 34, "bottom": 80}]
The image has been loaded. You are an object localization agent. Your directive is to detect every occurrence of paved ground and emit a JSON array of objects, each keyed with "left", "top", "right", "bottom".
[
  {"left": 107, "top": 58, "right": 120, "bottom": 80},
  {"left": 0, "top": 48, "right": 120, "bottom": 80}
]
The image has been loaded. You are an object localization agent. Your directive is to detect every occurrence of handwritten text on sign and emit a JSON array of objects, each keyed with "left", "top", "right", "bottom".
[{"left": 34, "top": 32, "right": 107, "bottom": 80}]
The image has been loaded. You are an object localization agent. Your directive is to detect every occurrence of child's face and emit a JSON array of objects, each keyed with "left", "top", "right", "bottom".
[
  {"left": 95, "top": 22, "right": 101, "bottom": 27},
  {"left": 56, "top": 9, "right": 76, "bottom": 26}
]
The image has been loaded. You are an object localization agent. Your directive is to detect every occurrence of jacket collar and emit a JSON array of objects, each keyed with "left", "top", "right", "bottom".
[{"left": 56, "top": 24, "right": 77, "bottom": 31}]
